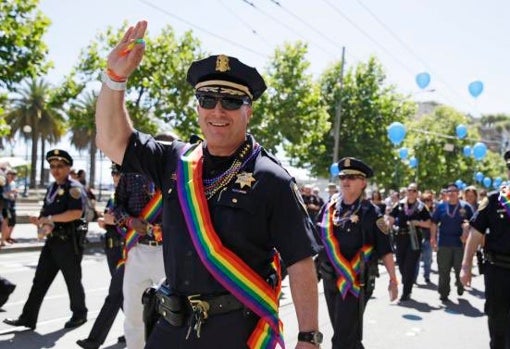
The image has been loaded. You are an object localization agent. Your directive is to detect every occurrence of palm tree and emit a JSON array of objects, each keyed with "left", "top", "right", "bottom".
[
  {"left": 67, "top": 91, "right": 98, "bottom": 188},
  {"left": 5, "top": 78, "right": 66, "bottom": 188}
]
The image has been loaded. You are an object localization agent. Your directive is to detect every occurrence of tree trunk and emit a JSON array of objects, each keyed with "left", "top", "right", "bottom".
[
  {"left": 39, "top": 139, "right": 46, "bottom": 188},
  {"left": 89, "top": 140, "right": 97, "bottom": 189},
  {"left": 30, "top": 133, "right": 38, "bottom": 189}
]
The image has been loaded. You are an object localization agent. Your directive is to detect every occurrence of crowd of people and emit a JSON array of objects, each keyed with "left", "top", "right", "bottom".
[{"left": 1, "top": 20, "right": 509, "bottom": 349}]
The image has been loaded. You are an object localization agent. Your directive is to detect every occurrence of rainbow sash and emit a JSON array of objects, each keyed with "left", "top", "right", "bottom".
[
  {"left": 320, "top": 200, "right": 373, "bottom": 299},
  {"left": 177, "top": 144, "right": 284, "bottom": 349},
  {"left": 116, "top": 190, "right": 163, "bottom": 268},
  {"left": 499, "top": 189, "right": 510, "bottom": 218}
]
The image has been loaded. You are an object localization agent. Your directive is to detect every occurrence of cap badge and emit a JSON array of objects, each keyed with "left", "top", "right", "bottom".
[
  {"left": 54, "top": 150, "right": 60, "bottom": 155},
  {"left": 235, "top": 171, "right": 256, "bottom": 189},
  {"left": 344, "top": 158, "right": 351, "bottom": 167},
  {"left": 216, "top": 55, "right": 231, "bottom": 72}
]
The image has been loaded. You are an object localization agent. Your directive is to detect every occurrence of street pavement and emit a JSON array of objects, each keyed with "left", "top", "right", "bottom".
[{"left": 0, "top": 199, "right": 491, "bottom": 348}]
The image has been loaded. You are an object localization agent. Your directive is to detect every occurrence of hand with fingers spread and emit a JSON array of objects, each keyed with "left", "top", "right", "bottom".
[{"left": 106, "top": 20, "right": 148, "bottom": 83}]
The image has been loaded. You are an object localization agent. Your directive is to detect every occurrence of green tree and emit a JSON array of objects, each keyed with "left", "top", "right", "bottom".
[
  {"left": 317, "top": 56, "right": 415, "bottom": 186},
  {"left": 0, "top": 0, "right": 51, "bottom": 89},
  {"left": 403, "top": 106, "right": 502, "bottom": 191},
  {"left": 253, "top": 42, "right": 330, "bottom": 165},
  {"left": 67, "top": 91, "right": 99, "bottom": 188},
  {"left": 72, "top": 23, "right": 203, "bottom": 140},
  {"left": 5, "top": 79, "right": 66, "bottom": 187}
]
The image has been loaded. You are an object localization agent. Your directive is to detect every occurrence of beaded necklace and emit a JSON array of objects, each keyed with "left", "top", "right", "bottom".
[
  {"left": 404, "top": 200, "right": 418, "bottom": 216},
  {"left": 446, "top": 202, "right": 460, "bottom": 218},
  {"left": 333, "top": 197, "right": 362, "bottom": 228},
  {"left": 203, "top": 142, "right": 261, "bottom": 200},
  {"left": 45, "top": 183, "right": 64, "bottom": 204}
]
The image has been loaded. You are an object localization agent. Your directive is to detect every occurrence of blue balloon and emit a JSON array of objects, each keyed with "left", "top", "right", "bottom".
[
  {"left": 468, "top": 80, "right": 484, "bottom": 98},
  {"left": 415, "top": 72, "right": 431, "bottom": 89},
  {"left": 494, "top": 177, "right": 502, "bottom": 187},
  {"left": 472, "top": 142, "right": 487, "bottom": 160},
  {"left": 330, "top": 163, "right": 339, "bottom": 177},
  {"left": 399, "top": 147, "right": 409, "bottom": 160},
  {"left": 483, "top": 176, "right": 492, "bottom": 188},
  {"left": 456, "top": 124, "right": 468, "bottom": 139},
  {"left": 463, "top": 145, "right": 471, "bottom": 157},
  {"left": 455, "top": 179, "right": 463, "bottom": 188},
  {"left": 475, "top": 171, "right": 484, "bottom": 182},
  {"left": 460, "top": 183, "right": 467, "bottom": 190},
  {"left": 409, "top": 157, "right": 418, "bottom": 168},
  {"left": 387, "top": 122, "right": 406, "bottom": 145}
]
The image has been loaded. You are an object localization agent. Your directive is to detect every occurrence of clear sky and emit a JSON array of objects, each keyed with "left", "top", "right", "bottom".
[{"left": 39, "top": 0, "right": 509, "bottom": 118}]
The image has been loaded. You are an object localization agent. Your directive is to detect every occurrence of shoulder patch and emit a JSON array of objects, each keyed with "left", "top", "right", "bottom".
[
  {"left": 478, "top": 197, "right": 489, "bottom": 212},
  {"left": 376, "top": 217, "right": 390, "bottom": 235},
  {"left": 70, "top": 187, "right": 82, "bottom": 200}
]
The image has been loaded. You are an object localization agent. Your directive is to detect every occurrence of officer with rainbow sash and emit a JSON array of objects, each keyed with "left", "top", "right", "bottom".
[
  {"left": 95, "top": 20, "right": 321, "bottom": 349},
  {"left": 461, "top": 150, "right": 510, "bottom": 349},
  {"left": 316, "top": 157, "right": 398, "bottom": 349}
]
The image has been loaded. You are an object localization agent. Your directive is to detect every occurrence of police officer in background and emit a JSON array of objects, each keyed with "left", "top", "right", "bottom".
[
  {"left": 3, "top": 149, "right": 88, "bottom": 330},
  {"left": 461, "top": 150, "right": 510, "bottom": 349},
  {"left": 96, "top": 20, "right": 320, "bottom": 349},
  {"left": 77, "top": 163, "right": 125, "bottom": 349},
  {"left": 387, "top": 183, "right": 431, "bottom": 302},
  {"left": 316, "top": 157, "right": 398, "bottom": 349}
]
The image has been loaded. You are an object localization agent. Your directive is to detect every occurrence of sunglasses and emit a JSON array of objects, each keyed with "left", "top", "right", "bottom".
[
  {"left": 407, "top": 189, "right": 418, "bottom": 193},
  {"left": 339, "top": 174, "right": 364, "bottom": 181},
  {"left": 196, "top": 94, "right": 251, "bottom": 111}
]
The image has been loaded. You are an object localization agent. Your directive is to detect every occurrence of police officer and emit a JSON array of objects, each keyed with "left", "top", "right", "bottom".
[
  {"left": 77, "top": 163, "right": 124, "bottom": 349},
  {"left": 3, "top": 149, "right": 88, "bottom": 330},
  {"left": 316, "top": 157, "right": 398, "bottom": 349},
  {"left": 461, "top": 150, "right": 510, "bottom": 348},
  {"left": 387, "top": 183, "right": 431, "bottom": 301},
  {"left": 96, "top": 20, "right": 321, "bottom": 349}
]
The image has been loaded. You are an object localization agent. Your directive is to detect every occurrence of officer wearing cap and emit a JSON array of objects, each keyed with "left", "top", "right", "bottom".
[
  {"left": 387, "top": 182, "right": 431, "bottom": 302},
  {"left": 461, "top": 150, "right": 510, "bottom": 348},
  {"left": 95, "top": 20, "right": 320, "bottom": 349},
  {"left": 316, "top": 157, "right": 398, "bottom": 348},
  {"left": 4, "top": 149, "right": 88, "bottom": 330}
]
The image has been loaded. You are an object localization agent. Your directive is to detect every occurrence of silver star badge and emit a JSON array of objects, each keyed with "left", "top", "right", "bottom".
[{"left": 235, "top": 172, "right": 256, "bottom": 189}]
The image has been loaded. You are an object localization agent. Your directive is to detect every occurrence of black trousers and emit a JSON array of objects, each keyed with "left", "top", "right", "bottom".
[
  {"left": 395, "top": 235, "right": 421, "bottom": 297},
  {"left": 86, "top": 241, "right": 124, "bottom": 344},
  {"left": 18, "top": 237, "right": 87, "bottom": 327},
  {"left": 323, "top": 277, "right": 367, "bottom": 349},
  {"left": 145, "top": 308, "right": 258, "bottom": 349},
  {"left": 485, "top": 263, "right": 510, "bottom": 349}
]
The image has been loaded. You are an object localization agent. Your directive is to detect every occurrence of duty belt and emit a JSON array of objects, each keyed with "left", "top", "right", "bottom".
[
  {"left": 485, "top": 252, "right": 510, "bottom": 270},
  {"left": 155, "top": 288, "right": 244, "bottom": 338}
]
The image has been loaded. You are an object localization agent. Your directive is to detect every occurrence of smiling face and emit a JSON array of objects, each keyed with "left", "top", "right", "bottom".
[{"left": 197, "top": 95, "right": 252, "bottom": 156}]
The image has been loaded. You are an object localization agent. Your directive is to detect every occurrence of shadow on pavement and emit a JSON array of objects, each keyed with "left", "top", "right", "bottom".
[
  {"left": 0, "top": 327, "right": 68, "bottom": 348},
  {"left": 442, "top": 298, "right": 484, "bottom": 318},
  {"left": 397, "top": 298, "right": 442, "bottom": 313}
]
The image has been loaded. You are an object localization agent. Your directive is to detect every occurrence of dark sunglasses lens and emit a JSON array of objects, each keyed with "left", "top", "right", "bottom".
[
  {"left": 339, "top": 174, "right": 358, "bottom": 180},
  {"left": 220, "top": 97, "right": 244, "bottom": 110},
  {"left": 198, "top": 96, "right": 218, "bottom": 109}
]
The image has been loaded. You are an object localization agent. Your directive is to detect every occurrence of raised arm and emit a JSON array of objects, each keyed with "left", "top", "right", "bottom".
[{"left": 95, "top": 20, "right": 148, "bottom": 164}]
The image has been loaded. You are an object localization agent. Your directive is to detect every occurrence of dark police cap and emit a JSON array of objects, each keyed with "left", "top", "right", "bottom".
[
  {"left": 186, "top": 54, "right": 267, "bottom": 101},
  {"left": 504, "top": 150, "right": 510, "bottom": 165},
  {"left": 46, "top": 149, "right": 73, "bottom": 166},
  {"left": 338, "top": 157, "right": 374, "bottom": 178}
]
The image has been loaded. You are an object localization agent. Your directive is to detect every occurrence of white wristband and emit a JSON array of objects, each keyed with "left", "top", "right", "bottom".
[{"left": 101, "top": 71, "right": 127, "bottom": 91}]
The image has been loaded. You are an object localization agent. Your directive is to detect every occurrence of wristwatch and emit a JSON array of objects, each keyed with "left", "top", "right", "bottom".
[{"left": 298, "top": 330, "right": 323, "bottom": 345}]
